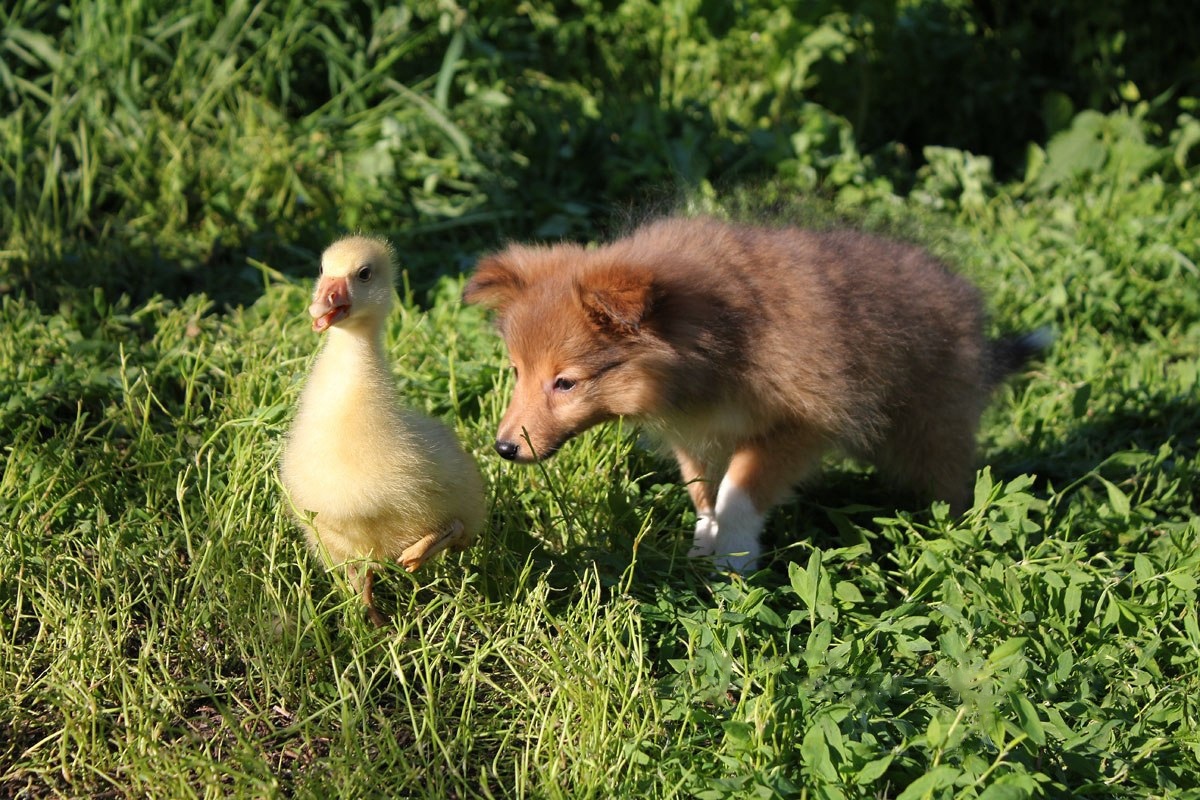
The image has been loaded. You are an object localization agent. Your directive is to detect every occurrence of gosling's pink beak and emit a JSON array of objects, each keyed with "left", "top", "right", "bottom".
[{"left": 309, "top": 276, "right": 351, "bottom": 332}]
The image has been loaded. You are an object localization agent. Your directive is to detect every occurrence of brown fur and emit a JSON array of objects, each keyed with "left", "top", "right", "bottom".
[{"left": 464, "top": 216, "right": 1041, "bottom": 567}]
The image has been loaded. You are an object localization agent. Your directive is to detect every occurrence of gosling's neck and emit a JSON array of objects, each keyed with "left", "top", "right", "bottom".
[{"left": 309, "top": 316, "right": 393, "bottom": 394}]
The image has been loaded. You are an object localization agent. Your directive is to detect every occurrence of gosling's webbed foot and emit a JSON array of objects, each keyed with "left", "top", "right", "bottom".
[
  {"left": 366, "top": 604, "right": 391, "bottom": 628},
  {"left": 352, "top": 565, "right": 392, "bottom": 628},
  {"left": 399, "top": 519, "right": 467, "bottom": 572}
]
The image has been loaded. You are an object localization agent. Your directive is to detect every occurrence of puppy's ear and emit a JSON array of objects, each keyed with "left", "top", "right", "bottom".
[
  {"left": 463, "top": 251, "right": 525, "bottom": 311},
  {"left": 575, "top": 265, "right": 657, "bottom": 337}
]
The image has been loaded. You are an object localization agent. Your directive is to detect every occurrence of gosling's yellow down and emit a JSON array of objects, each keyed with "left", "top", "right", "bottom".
[{"left": 280, "top": 236, "right": 485, "bottom": 626}]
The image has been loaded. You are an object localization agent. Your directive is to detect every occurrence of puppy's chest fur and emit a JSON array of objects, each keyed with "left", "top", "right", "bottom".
[{"left": 641, "top": 397, "right": 760, "bottom": 458}]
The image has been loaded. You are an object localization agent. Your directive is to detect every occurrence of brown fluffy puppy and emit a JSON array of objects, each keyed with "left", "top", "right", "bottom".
[{"left": 464, "top": 216, "right": 1045, "bottom": 571}]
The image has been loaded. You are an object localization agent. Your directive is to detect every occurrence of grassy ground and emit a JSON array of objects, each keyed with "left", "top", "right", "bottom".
[{"left": 3, "top": 2, "right": 1200, "bottom": 798}]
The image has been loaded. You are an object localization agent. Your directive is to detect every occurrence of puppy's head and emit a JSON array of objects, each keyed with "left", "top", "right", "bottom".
[{"left": 464, "top": 245, "right": 666, "bottom": 462}]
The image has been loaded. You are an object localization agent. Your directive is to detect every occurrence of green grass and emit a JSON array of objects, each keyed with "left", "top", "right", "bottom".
[{"left": 3, "top": 2, "right": 1200, "bottom": 798}]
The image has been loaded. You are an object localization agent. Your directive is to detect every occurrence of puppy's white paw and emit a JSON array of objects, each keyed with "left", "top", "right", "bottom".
[
  {"left": 688, "top": 513, "right": 718, "bottom": 557},
  {"left": 712, "top": 480, "right": 764, "bottom": 574}
]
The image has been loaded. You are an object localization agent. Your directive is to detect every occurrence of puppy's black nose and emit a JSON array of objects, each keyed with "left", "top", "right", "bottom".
[{"left": 494, "top": 440, "right": 519, "bottom": 460}]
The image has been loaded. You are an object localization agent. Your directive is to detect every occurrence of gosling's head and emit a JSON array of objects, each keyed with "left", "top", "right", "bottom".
[{"left": 308, "top": 236, "right": 396, "bottom": 333}]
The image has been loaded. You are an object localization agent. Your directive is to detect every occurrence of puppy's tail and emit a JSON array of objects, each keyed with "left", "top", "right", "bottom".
[{"left": 985, "top": 326, "right": 1053, "bottom": 389}]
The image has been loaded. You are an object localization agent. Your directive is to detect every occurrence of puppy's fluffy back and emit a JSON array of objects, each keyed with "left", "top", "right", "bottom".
[{"left": 593, "top": 217, "right": 988, "bottom": 453}]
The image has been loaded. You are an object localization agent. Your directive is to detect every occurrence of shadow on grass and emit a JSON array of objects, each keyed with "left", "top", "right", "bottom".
[
  {"left": 3, "top": 211, "right": 513, "bottom": 316},
  {"left": 993, "top": 394, "right": 1200, "bottom": 494}
]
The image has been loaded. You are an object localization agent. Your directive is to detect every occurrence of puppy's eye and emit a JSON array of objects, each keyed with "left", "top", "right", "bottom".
[
  {"left": 553, "top": 377, "right": 577, "bottom": 392},
  {"left": 318, "top": 263, "right": 324, "bottom": 276},
  {"left": 357, "top": 266, "right": 373, "bottom": 282}
]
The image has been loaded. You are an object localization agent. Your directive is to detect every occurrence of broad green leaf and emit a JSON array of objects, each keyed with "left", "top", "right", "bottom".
[
  {"left": 789, "top": 559, "right": 814, "bottom": 600},
  {"left": 1098, "top": 476, "right": 1131, "bottom": 519},
  {"left": 976, "top": 772, "right": 1037, "bottom": 800},
  {"left": 1166, "top": 570, "right": 1198, "bottom": 591},
  {"left": 1133, "top": 554, "right": 1154, "bottom": 583},
  {"left": 973, "top": 466, "right": 995, "bottom": 510},
  {"left": 1101, "top": 595, "right": 1122, "bottom": 629},
  {"left": 806, "top": 621, "right": 834, "bottom": 669},
  {"left": 926, "top": 714, "right": 945, "bottom": 748},
  {"left": 988, "top": 637, "right": 1027, "bottom": 665},
  {"left": 834, "top": 581, "right": 863, "bottom": 604},
  {"left": 1185, "top": 607, "right": 1200, "bottom": 645},
  {"left": 855, "top": 754, "right": 894, "bottom": 784},
  {"left": 895, "top": 766, "right": 961, "bottom": 800},
  {"left": 1010, "top": 694, "right": 1046, "bottom": 747},
  {"left": 801, "top": 722, "right": 839, "bottom": 782},
  {"left": 1063, "top": 581, "right": 1082, "bottom": 623}
]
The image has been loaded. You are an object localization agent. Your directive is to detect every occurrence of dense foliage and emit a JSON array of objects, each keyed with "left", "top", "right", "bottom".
[{"left": 2, "top": 1, "right": 1198, "bottom": 797}]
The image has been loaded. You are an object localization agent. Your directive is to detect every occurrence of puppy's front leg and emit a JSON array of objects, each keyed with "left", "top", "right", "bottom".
[
  {"left": 713, "top": 432, "right": 823, "bottom": 573},
  {"left": 712, "top": 474, "right": 765, "bottom": 572}
]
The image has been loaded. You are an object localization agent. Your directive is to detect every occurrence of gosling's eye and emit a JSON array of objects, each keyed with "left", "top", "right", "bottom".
[
  {"left": 553, "top": 377, "right": 577, "bottom": 392},
  {"left": 356, "top": 266, "right": 373, "bottom": 282},
  {"left": 318, "top": 263, "right": 324, "bottom": 276}
]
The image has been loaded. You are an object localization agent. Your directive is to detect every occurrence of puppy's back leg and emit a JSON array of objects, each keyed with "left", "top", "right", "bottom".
[{"left": 875, "top": 399, "right": 982, "bottom": 513}]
